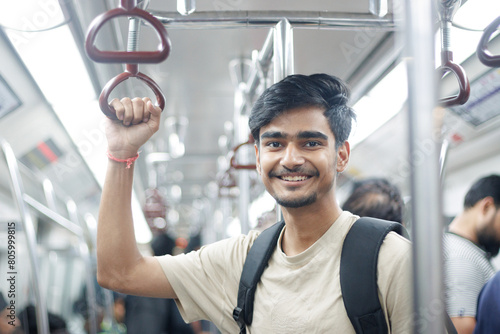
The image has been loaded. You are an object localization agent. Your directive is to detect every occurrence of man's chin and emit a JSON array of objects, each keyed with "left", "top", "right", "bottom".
[{"left": 275, "top": 194, "right": 317, "bottom": 209}]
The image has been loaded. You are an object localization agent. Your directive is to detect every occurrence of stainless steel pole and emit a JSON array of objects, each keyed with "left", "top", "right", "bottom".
[
  {"left": 272, "top": 19, "right": 294, "bottom": 222},
  {"left": 404, "top": 0, "right": 446, "bottom": 333},
  {"left": 152, "top": 11, "right": 396, "bottom": 30},
  {"left": 1, "top": 139, "right": 50, "bottom": 334},
  {"left": 273, "top": 19, "right": 294, "bottom": 86}
]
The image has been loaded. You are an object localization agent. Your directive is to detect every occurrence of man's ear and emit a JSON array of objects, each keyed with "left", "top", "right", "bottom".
[
  {"left": 255, "top": 144, "right": 261, "bottom": 175},
  {"left": 336, "top": 141, "right": 350, "bottom": 173},
  {"left": 479, "top": 196, "right": 496, "bottom": 217}
]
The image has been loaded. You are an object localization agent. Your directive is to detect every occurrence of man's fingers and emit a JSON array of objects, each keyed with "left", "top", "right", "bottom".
[
  {"left": 131, "top": 98, "right": 145, "bottom": 125},
  {"left": 142, "top": 97, "right": 152, "bottom": 122},
  {"left": 120, "top": 98, "right": 134, "bottom": 126},
  {"left": 110, "top": 98, "right": 125, "bottom": 121},
  {"left": 145, "top": 98, "right": 162, "bottom": 125},
  {"left": 109, "top": 97, "right": 160, "bottom": 126}
]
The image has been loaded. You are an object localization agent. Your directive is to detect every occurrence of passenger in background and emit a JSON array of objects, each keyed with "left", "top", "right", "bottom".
[
  {"left": 342, "top": 177, "right": 404, "bottom": 224},
  {"left": 474, "top": 271, "right": 500, "bottom": 334},
  {"left": 443, "top": 174, "right": 500, "bottom": 334},
  {"left": 13, "top": 305, "right": 69, "bottom": 334},
  {"left": 124, "top": 232, "right": 195, "bottom": 334}
]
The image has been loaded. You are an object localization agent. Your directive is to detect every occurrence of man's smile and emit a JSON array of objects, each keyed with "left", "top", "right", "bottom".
[{"left": 279, "top": 175, "right": 311, "bottom": 182}]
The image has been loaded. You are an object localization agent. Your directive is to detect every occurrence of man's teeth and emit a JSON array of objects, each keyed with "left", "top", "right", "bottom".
[{"left": 281, "top": 175, "right": 309, "bottom": 181}]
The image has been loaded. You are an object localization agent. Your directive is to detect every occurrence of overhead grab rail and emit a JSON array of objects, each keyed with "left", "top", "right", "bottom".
[
  {"left": 437, "top": 0, "right": 470, "bottom": 107},
  {"left": 477, "top": 16, "right": 500, "bottom": 68},
  {"left": 150, "top": 10, "right": 396, "bottom": 30},
  {"left": 85, "top": 0, "right": 171, "bottom": 119}
]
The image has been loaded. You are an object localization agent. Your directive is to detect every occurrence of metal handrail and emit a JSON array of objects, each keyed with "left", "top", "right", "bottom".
[
  {"left": 477, "top": 16, "right": 500, "bottom": 68},
  {"left": 0, "top": 138, "right": 49, "bottom": 333},
  {"left": 151, "top": 10, "right": 396, "bottom": 30},
  {"left": 23, "top": 194, "right": 83, "bottom": 236},
  {"left": 405, "top": 0, "right": 446, "bottom": 332},
  {"left": 67, "top": 200, "right": 98, "bottom": 334}
]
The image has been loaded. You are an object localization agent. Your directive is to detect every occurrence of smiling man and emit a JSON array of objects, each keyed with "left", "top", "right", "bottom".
[{"left": 97, "top": 74, "right": 413, "bottom": 333}]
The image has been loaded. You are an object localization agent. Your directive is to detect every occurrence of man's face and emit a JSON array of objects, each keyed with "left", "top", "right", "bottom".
[
  {"left": 477, "top": 207, "right": 500, "bottom": 257},
  {"left": 255, "top": 106, "right": 349, "bottom": 209}
]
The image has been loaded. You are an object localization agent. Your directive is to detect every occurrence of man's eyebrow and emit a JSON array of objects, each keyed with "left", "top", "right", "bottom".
[
  {"left": 260, "top": 131, "right": 286, "bottom": 140},
  {"left": 297, "top": 131, "right": 329, "bottom": 140}
]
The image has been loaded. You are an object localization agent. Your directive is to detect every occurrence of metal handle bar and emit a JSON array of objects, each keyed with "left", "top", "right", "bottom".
[
  {"left": 85, "top": 0, "right": 171, "bottom": 63},
  {"left": 229, "top": 135, "right": 256, "bottom": 170},
  {"left": 99, "top": 64, "right": 165, "bottom": 119},
  {"left": 438, "top": 50, "right": 470, "bottom": 106},
  {"left": 0, "top": 138, "right": 49, "bottom": 333},
  {"left": 477, "top": 16, "right": 500, "bottom": 68}
]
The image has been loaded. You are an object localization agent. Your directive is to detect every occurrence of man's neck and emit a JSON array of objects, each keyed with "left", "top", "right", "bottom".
[
  {"left": 280, "top": 201, "right": 343, "bottom": 256},
  {"left": 448, "top": 211, "right": 478, "bottom": 244}
]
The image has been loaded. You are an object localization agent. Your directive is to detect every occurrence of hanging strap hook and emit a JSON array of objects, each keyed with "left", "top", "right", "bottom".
[
  {"left": 477, "top": 16, "right": 500, "bottom": 68},
  {"left": 98, "top": 64, "right": 166, "bottom": 119},
  {"left": 85, "top": 0, "right": 170, "bottom": 119},
  {"left": 436, "top": 0, "right": 470, "bottom": 107},
  {"left": 230, "top": 135, "right": 256, "bottom": 170},
  {"left": 85, "top": 0, "right": 171, "bottom": 63}
]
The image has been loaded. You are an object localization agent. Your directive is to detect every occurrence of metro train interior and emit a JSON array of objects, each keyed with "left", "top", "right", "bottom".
[{"left": 0, "top": 0, "right": 499, "bottom": 333}]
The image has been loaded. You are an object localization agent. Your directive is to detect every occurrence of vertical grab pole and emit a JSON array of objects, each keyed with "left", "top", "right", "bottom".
[
  {"left": 0, "top": 139, "right": 50, "bottom": 334},
  {"left": 404, "top": 0, "right": 446, "bottom": 333},
  {"left": 273, "top": 19, "right": 294, "bottom": 222},
  {"left": 67, "top": 200, "right": 98, "bottom": 334},
  {"left": 273, "top": 19, "right": 294, "bottom": 84},
  {"left": 235, "top": 86, "right": 251, "bottom": 234}
]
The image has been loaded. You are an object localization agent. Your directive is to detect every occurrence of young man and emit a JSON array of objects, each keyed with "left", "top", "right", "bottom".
[
  {"left": 444, "top": 175, "right": 500, "bottom": 334},
  {"left": 97, "top": 74, "right": 413, "bottom": 333}
]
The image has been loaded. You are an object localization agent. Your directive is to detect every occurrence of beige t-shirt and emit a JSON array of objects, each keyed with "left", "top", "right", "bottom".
[{"left": 156, "top": 211, "right": 413, "bottom": 333}]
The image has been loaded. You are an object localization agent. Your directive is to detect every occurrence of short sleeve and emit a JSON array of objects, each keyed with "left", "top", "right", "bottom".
[
  {"left": 445, "top": 257, "right": 488, "bottom": 317},
  {"left": 154, "top": 231, "right": 259, "bottom": 332}
]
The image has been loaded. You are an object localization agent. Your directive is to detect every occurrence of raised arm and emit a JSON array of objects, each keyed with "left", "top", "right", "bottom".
[{"left": 97, "top": 97, "right": 176, "bottom": 299}]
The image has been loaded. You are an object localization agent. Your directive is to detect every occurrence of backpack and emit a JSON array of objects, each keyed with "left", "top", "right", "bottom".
[{"left": 233, "top": 217, "right": 457, "bottom": 334}]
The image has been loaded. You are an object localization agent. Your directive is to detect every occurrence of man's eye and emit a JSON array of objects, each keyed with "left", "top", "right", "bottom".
[
  {"left": 305, "top": 141, "right": 321, "bottom": 147},
  {"left": 266, "top": 142, "right": 281, "bottom": 148}
]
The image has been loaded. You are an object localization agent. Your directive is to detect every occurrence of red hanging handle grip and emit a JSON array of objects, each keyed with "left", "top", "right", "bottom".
[
  {"left": 437, "top": 51, "right": 470, "bottom": 107},
  {"left": 85, "top": 1, "right": 171, "bottom": 63},
  {"left": 99, "top": 64, "right": 165, "bottom": 119},
  {"left": 230, "top": 135, "right": 256, "bottom": 170},
  {"left": 477, "top": 16, "right": 500, "bottom": 68}
]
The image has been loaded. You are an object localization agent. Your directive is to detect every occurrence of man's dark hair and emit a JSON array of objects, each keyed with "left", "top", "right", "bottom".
[
  {"left": 342, "top": 178, "right": 404, "bottom": 224},
  {"left": 248, "top": 73, "right": 356, "bottom": 149},
  {"left": 463, "top": 174, "right": 500, "bottom": 209}
]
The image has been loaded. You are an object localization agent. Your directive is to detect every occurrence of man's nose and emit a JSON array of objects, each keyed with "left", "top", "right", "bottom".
[{"left": 280, "top": 144, "right": 305, "bottom": 169}]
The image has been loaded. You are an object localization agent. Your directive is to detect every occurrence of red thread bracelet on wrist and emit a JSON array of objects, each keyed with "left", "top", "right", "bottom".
[{"left": 107, "top": 150, "right": 140, "bottom": 169}]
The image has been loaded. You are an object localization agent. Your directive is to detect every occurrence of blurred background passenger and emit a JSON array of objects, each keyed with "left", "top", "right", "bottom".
[
  {"left": 342, "top": 177, "right": 404, "bottom": 224},
  {"left": 474, "top": 271, "right": 500, "bottom": 334},
  {"left": 444, "top": 174, "right": 500, "bottom": 334},
  {"left": 13, "top": 305, "right": 69, "bottom": 334}
]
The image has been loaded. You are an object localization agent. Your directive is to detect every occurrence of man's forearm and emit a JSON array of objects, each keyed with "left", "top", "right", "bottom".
[{"left": 97, "top": 159, "right": 142, "bottom": 290}]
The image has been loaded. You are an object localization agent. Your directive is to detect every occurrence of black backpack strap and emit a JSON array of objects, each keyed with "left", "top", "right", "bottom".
[
  {"left": 340, "top": 217, "right": 407, "bottom": 334},
  {"left": 233, "top": 221, "right": 285, "bottom": 334}
]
